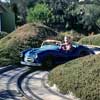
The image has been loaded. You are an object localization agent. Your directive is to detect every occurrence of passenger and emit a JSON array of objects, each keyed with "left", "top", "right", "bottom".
[{"left": 61, "top": 36, "right": 72, "bottom": 51}]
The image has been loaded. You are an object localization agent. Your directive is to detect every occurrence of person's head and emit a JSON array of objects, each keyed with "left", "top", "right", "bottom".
[{"left": 64, "top": 36, "right": 71, "bottom": 43}]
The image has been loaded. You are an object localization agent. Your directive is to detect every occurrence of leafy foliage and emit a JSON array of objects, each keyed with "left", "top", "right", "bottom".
[
  {"left": 26, "top": 1, "right": 100, "bottom": 34},
  {"left": 26, "top": 1, "right": 76, "bottom": 31},
  {"left": 48, "top": 54, "right": 100, "bottom": 100},
  {"left": 11, "top": 0, "right": 100, "bottom": 33},
  {"left": 74, "top": 4, "right": 100, "bottom": 34},
  {"left": 27, "top": 3, "right": 52, "bottom": 24}
]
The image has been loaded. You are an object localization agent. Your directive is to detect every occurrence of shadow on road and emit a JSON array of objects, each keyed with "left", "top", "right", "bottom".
[
  {"left": 0, "top": 66, "right": 26, "bottom": 100},
  {"left": 0, "top": 90, "right": 18, "bottom": 100},
  {"left": 29, "top": 66, "right": 54, "bottom": 72}
]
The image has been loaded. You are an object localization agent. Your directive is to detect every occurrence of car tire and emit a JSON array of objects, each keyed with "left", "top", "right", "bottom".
[{"left": 42, "top": 56, "right": 54, "bottom": 69}]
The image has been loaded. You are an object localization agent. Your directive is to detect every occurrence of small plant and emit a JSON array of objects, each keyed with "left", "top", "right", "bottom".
[{"left": 0, "top": 32, "right": 8, "bottom": 39}]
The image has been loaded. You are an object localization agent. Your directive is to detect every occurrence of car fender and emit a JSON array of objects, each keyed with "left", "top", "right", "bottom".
[{"left": 37, "top": 50, "right": 56, "bottom": 62}]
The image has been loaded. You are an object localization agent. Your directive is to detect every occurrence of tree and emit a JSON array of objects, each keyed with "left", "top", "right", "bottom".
[
  {"left": 26, "top": 1, "right": 100, "bottom": 33},
  {"left": 27, "top": 3, "right": 52, "bottom": 24},
  {"left": 76, "top": 4, "right": 100, "bottom": 34},
  {"left": 11, "top": 3, "right": 18, "bottom": 25}
]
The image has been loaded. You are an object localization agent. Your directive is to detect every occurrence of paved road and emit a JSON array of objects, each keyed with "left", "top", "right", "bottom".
[
  {"left": 0, "top": 66, "right": 75, "bottom": 100},
  {"left": 0, "top": 66, "right": 28, "bottom": 100}
]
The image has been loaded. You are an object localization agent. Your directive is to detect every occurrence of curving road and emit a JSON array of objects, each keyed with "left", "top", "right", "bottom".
[{"left": 17, "top": 70, "right": 73, "bottom": 100}]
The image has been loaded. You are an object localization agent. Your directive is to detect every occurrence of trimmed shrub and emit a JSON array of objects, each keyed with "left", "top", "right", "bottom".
[
  {"left": 79, "top": 34, "right": 100, "bottom": 46},
  {"left": 48, "top": 54, "right": 100, "bottom": 100}
]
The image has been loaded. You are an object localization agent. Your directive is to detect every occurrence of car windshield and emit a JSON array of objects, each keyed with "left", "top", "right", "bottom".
[
  {"left": 41, "top": 40, "right": 61, "bottom": 47},
  {"left": 72, "top": 42, "right": 79, "bottom": 48}
]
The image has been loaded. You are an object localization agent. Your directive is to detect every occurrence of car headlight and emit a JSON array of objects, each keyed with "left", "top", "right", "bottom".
[{"left": 33, "top": 54, "right": 38, "bottom": 59}]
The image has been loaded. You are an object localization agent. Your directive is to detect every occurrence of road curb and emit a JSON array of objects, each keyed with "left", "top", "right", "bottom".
[{"left": 42, "top": 73, "right": 75, "bottom": 100}]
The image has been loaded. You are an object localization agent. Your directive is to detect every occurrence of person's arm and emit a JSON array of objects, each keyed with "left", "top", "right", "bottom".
[{"left": 61, "top": 44, "right": 66, "bottom": 50}]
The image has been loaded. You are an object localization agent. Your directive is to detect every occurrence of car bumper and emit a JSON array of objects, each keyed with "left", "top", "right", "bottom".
[{"left": 21, "top": 61, "right": 41, "bottom": 66}]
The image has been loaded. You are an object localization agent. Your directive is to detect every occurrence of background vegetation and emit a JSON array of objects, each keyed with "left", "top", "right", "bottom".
[
  {"left": 26, "top": 1, "right": 100, "bottom": 34},
  {"left": 10, "top": 0, "right": 100, "bottom": 34},
  {"left": 27, "top": 3, "right": 52, "bottom": 24}
]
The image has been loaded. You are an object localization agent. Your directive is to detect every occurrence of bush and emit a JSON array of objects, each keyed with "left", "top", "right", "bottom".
[
  {"left": 27, "top": 3, "right": 52, "bottom": 24},
  {"left": 48, "top": 54, "right": 100, "bottom": 100},
  {"left": 54, "top": 30, "right": 85, "bottom": 43},
  {"left": 0, "top": 32, "right": 8, "bottom": 39},
  {"left": 79, "top": 34, "right": 100, "bottom": 46},
  {"left": 0, "top": 57, "right": 12, "bottom": 66}
]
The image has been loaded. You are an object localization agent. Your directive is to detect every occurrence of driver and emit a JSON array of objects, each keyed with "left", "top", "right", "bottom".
[{"left": 61, "top": 36, "right": 72, "bottom": 51}]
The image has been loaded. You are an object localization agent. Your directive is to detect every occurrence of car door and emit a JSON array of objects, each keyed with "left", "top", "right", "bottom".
[{"left": 56, "top": 48, "right": 77, "bottom": 64}]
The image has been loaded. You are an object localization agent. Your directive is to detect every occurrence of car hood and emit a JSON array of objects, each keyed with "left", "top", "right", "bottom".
[{"left": 25, "top": 45, "right": 59, "bottom": 56}]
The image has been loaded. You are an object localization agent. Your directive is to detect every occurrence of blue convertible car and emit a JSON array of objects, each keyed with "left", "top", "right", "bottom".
[{"left": 20, "top": 40, "right": 95, "bottom": 68}]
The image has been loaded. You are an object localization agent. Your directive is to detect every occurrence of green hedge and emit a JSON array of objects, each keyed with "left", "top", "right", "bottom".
[
  {"left": 48, "top": 54, "right": 100, "bottom": 100},
  {"left": 79, "top": 34, "right": 100, "bottom": 46}
]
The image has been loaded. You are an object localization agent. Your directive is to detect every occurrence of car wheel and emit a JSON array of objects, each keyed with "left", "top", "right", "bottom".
[
  {"left": 42, "top": 56, "right": 54, "bottom": 69},
  {"left": 79, "top": 51, "right": 89, "bottom": 57}
]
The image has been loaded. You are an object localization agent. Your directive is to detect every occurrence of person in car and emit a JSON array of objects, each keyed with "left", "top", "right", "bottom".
[{"left": 61, "top": 36, "right": 72, "bottom": 51}]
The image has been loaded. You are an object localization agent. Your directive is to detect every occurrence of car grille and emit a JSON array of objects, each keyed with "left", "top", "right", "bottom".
[
  {"left": 27, "top": 58, "right": 33, "bottom": 62},
  {"left": 24, "top": 57, "right": 33, "bottom": 62}
]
